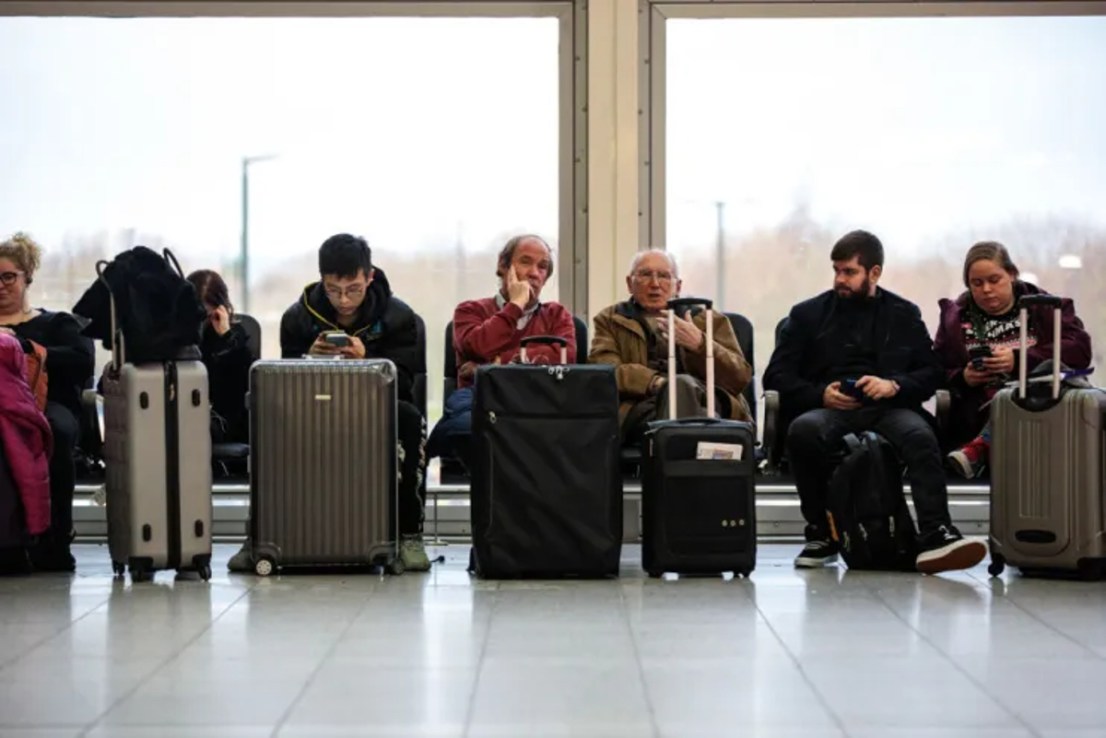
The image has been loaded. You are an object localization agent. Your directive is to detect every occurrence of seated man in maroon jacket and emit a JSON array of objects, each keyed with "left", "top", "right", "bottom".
[{"left": 427, "top": 234, "right": 576, "bottom": 467}]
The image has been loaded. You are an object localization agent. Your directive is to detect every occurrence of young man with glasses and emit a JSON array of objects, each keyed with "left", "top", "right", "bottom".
[
  {"left": 228, "top": 233, "right": 430, "bottom": 573},
  {"left": 589, "top": 248, "right": 752, "bottom": 446}
]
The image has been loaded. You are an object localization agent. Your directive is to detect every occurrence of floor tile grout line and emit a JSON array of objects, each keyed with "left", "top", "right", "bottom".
[
  {"left": 460, "top": 579, "right": 501, "bottom": 738},
  {"left": 0, "top": 585, "right": 118, "bottom": 673},
  {"left": 618, "top": 582, "right": 662, "bottom": 738},
  {"left": 268, "top": 578, "right": 390, "bottom": 738},
  {"left": 868, "top": 580, "right": 1044, "bottom": 738},
  {"left": 976, "top": 578, "right": 1106, "bottom": 662},
  {"left": 75, "top": 580, "right": 259, "bottom": 738},
  {"left": 739, "top": 572, "right": 852, "bottom": 738}
]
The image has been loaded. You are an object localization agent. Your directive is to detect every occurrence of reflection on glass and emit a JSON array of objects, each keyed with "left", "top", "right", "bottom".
[
  {"left": 666, "top": 15, "right": 1106, "bottom": 395},
  {"left": 0, "top": 16, "right": 561, "bottom": 423}
]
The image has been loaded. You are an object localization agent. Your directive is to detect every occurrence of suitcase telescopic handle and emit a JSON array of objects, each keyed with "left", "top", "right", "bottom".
[
  {"left": 518, "top": 335, "right": 568, "bottom": 365},
  {"left": 665, "top": 297, "right": 714, "bottom": 420},
  {"left": 95, "top": 259, "right": 125, "bottom": 372},
  {"left": 1016, "top": 294, "right": 1064, "bottom": 400}
]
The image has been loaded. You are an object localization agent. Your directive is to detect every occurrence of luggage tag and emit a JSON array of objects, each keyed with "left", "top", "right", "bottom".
[{"left": 696, "top": 441, "right": 743, "bottom": 460}]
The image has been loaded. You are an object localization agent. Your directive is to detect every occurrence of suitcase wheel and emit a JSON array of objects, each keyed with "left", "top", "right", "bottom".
[
  {"left": 111, "top": 561, "right": 126, "bottom": 578},
  {"left": 130, "top": 566, "right": 153, "bottom": 583},
  {"left": 734, "top": 570, "right": 752, "bottom": 579},
  {"left": 254, "top": 557, "right": 275, "bottom": 577},
  {"left": 198, "top": 564, "right": 212, "bottom": 582},
  {"left": 646, "top": 570, "right": 663, "bottom": 579},
  {"left": 387, "top": 559, "right": 406, "bottom": 576},
  {"left": 987, "top": 555, "right": 1005, "bottom": 578}
]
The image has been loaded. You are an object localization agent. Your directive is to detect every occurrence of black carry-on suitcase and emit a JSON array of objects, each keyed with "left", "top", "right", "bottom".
[
  {"left": 642, "top": 298, "right": 757, "bottom": 578},
  {"left": 469, "top": 335, "right": 622, "bottom": 578}
]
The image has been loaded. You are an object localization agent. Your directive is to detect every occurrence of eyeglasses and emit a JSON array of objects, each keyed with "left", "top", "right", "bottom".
[
  {"left": 633, "top": 270, "right": 674, "bottom": 284},
  {"left": 0, "top": 271, "right": 24, "bottom": 287},
  {"left": 324, "top": 285, "right": 366, "bottom": 300}
]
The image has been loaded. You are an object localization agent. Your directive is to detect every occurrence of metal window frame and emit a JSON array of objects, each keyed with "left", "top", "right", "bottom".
[
  {"left": 0, "top": 0, "right": 590, "bottom": 315},
  {"left": 640, "top": 0, "right": 1106, "bottom": 251}
]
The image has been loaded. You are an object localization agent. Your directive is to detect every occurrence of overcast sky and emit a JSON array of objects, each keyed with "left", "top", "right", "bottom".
[{"left": 1, "top": 13, "right": 1104, "bottom": 278}]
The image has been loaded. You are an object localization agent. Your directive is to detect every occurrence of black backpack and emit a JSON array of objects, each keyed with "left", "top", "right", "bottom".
[{"left": 826, "top": 431, "right": 918, "bottom": 571}]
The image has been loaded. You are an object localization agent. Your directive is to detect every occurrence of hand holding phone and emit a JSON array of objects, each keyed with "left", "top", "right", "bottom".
[
  {"left": 968, "top": 345, "right": 992, "bottom": 371},
  {"left": 841, "top": 378, "right": 866, "bottom": 400}
]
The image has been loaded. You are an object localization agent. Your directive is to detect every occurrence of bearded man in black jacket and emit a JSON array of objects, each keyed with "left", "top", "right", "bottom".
[{"left": 764, "top": 230, "right": 986, "bottom": 575}]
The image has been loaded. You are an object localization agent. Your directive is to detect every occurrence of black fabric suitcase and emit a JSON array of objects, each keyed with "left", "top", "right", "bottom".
[
  {"left": 642, "top": 298, "right": 757, "bottom": 578},
  {"left": 470, "top": 336, "right": 622, "bottom": 578}
]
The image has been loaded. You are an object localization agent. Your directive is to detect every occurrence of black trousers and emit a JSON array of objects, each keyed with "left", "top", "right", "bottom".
[
  {"left": 397, "top": 400, "right": 427, "bottom": 537},
  {"left": 786, "top": 406, "right": 951, "bottom": 538},
  {"left": 44, "top": 401, "right": 78, "bottom": 545}
]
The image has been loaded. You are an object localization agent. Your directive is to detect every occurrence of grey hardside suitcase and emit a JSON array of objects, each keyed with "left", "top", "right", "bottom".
[
  {"left": 103, "top": 360, "right": 213, "bottom": 582},
  {"left": 96, "top": 253, "right": 213, "bottom": 583},
  {"left": 988, "top": 294, "right": 1106, "bottom": 578},
  {"left": 248, "top": 359, "right": 401, "bottom": 576}
]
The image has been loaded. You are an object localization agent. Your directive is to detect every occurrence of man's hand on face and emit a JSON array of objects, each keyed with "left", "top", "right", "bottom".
[{"left": 506, "top": 267, "right": 532, "bottom": 309}]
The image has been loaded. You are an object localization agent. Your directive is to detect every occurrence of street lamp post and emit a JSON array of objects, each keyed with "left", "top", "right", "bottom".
[
  {"left": 240, "top": 154, "right": 278, "bottom": 314},
  {"left": 715, "top": 200, "right": 726, "bottom": 311}
]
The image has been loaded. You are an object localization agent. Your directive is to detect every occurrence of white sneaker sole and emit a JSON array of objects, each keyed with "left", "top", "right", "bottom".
[
  {"left": 916, "top": 538, "right": 987, "bottom": 574},
  {"left": 947, "top": 451, "right": 976, "bottom": 479},
  {"left": 795, "top": 553, "right": 838, "bottom": 569}
]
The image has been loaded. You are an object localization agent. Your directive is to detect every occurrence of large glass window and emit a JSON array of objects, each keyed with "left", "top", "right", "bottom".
[
  {"left": 663, "top": 14, "right": 1106, "bottom": 398},
  {"left": 0, "top": 15, "right": 562, "bottom": 421}
]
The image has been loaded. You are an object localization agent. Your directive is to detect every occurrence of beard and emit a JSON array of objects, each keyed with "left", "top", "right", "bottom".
[{"left": 835, "top": 277, "right": 871, "bottom": 301}]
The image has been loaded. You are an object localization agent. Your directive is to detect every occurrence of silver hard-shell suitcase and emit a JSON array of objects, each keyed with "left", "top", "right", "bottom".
[
  {"left": 988, "top": 294, "right": 1106, "bottom": 578},
  {"left": 248, "top": 359, "right": 400, "bottom": 575},
  {"left": 98, "top": 255, "right": 213, "bottom": 582}
]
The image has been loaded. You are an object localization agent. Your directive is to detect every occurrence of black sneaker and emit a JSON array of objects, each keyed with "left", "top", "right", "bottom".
[
  {"left": 795, "top": 539, "right": 839, "bottom": 568},
  {"left": 0, "top": 547, "right": 31, "bottom": 577},
  {"left": 915, "top": 525, "right": 986, "bottom": 574}
]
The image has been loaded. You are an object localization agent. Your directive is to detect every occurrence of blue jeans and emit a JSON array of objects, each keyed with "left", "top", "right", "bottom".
[{"left": 427, "top": 387, "right": 474, "bottom": 462}]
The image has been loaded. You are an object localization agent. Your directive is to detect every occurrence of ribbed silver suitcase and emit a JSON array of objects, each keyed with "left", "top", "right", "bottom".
[
  {"left": 988, "top": 294, "right": 1106, "bottom": 578},
  {"left": 248, "top": 359, "right": 400, "bottom": 576},
  {"left": 103, "top": 361, "right": 213, "bottom": 582}
]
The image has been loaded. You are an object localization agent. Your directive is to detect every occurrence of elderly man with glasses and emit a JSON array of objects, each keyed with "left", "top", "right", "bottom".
[{"left": 589, "top": 248, "right": 752, "bottom": 446}]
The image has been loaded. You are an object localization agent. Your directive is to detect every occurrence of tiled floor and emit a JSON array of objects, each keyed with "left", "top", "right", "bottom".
[{"left": 1, "top": 543, "right": 1105, "bottom": 738}]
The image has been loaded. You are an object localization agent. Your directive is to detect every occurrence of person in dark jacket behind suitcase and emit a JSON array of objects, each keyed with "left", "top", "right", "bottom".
[
  {"left": 763, "top": 230, "right": 986, "bottom": 575},
  {"left": 934, "top": 241, "right": 1092, "bottom": 479},
  {"left": 186, "top": 270, "right": 255, "bottom": 446},
  {"left": 426, "top": 234, "right": 576, "bottom": 468},
  {"left": 590, "top": 249, "right": 752, "bottom": 444},
  {"left": 228, "top": 233, "right": 430, "bottom": 573},
  {"left": 0, "top": 232, "right": 94, "bottom": 572}
]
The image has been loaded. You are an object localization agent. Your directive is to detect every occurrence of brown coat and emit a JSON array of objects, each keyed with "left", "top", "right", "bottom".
[{"left": 589, "top": 301, "right": 752, "bottom": 426}]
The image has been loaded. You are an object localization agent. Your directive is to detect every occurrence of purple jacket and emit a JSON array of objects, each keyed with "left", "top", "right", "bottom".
[{"left": 933, "top": 281, "right": 1092, "bottom": 447}]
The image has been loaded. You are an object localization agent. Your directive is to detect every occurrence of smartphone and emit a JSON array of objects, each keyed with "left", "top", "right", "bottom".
[
  {"left": 968, "top": 345, "right": 992, "bottom": 370},
  {"left": 841, "top": 378, "right": 866, "bottom": 400},
  {"left": 323, "top": 332, "right": 352, "bottom": 347}
]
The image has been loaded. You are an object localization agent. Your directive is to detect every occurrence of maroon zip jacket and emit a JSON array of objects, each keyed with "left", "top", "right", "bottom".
[
  {"left": 452, "top": 297, "right": 576, "bottom": 389},
  {"left": 933, "top": 281, "right": 1092, "bottom": 448}
]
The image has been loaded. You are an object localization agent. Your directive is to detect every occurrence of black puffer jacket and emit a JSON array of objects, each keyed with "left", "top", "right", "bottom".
[{"left": 279, "top": 267, "right": 420, "bottom": 404}]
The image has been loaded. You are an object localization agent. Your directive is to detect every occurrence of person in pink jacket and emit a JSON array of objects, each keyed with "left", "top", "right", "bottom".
[{"left": 0, "top": 332, "right": 53, "bottom": 575}]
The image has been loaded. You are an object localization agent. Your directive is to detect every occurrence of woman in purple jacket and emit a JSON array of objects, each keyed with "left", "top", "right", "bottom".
[{"left": 934, "top": 241, "right": 1092, "bottom": 478}]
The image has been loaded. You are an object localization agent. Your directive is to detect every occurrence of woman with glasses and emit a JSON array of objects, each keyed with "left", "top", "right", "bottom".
[{"left": 0, "top": 233, "right": 94, "bottom": 571}]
